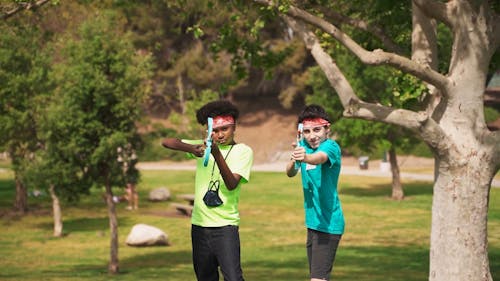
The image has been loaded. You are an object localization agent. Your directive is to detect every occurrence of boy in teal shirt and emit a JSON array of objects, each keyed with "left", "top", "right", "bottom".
[
  {"left": 162, "top": 100, "right": 253, "bottom": 281},
  {"left": 286, "top": 105, "right": 344, "bottom": 281}
]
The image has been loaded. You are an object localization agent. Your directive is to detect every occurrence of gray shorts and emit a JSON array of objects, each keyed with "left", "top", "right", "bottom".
[{"left": 306, "top": 228, "right": 342, "bottom": 280}]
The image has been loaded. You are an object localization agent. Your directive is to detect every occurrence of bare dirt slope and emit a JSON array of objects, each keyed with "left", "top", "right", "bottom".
[{"left": 235, "top": 98, "right": 297, "bottom": 164}]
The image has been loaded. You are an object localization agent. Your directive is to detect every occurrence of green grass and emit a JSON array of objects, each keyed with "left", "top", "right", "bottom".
[{"left": 0, "top": 170, "right": 499, "bottom": 281}]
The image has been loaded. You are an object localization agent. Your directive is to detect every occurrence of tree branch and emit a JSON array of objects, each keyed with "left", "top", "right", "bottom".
[
  {"left": 254, "top": 0, "right": 451, "bottom": 93},
  {"left": 318, "top": 7, "right": 406, "bottom": 55},
  {"left": 284, "top": 15, "right": 448, "bottom": 146},
  {"left": 412, "top": 0, "right": 452, "bottom": 27},
  {"left": 282, "top": 15, "right": 357, "bottom": 108},
  {"left": 1, "top": 0, "right": 51, "bottom": 20}
]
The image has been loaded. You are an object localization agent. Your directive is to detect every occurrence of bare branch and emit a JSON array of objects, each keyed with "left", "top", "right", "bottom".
[
  {"left": 1, "top": 0, "right": 50, "bottom": 20},
  {"left": 282, "top": 15, "right": 358, "bottom": 108},
  {"left": 412, "top": 0, "right": 452, "bottom": 27},
  {"left": 345, "top": 99, "right": 450, "bottom": 149},
  {"left": 254, "top": 0, "right": 451, "bottom": 93},
  {"left": 344, "top": 99, "right": 426, "bottom": 128}
]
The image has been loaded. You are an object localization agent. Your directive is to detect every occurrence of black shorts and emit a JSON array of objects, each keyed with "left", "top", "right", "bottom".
[{"left": 306, "top": 228, "right": 342, "bottom": 280}]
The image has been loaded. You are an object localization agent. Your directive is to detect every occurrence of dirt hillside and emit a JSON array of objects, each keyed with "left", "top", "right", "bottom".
[{"left": 235, "top": 97, "right": 298, "bottom": 164}]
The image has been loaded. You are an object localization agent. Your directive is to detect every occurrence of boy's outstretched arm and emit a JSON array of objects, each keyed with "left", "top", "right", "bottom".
[{"left": 161, "top": 138, "right": 204, "bottom": 157}]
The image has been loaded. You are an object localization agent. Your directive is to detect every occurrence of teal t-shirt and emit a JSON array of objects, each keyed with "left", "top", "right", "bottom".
[
  {"left": 183, "top": 140, "right": 253, "bottom": 227},
  {"left": 299, "top": 138, "right": 344, "bottom": 234}
]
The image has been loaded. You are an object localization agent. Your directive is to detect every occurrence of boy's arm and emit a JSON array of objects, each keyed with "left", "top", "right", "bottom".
[
  {"left": 161, "top": 138, "right": 204, "bottom": 157},
  {"left": 211, "top": 145, "right": 242, "bottom": 191},
  {"left": 286, "top": 159, "right": 298, "bottom": 177},
  {"left": 286, "top": 146, "right": 328, "bottom": 177},
  {"left": 303, "top": 151, "right": 328, "bottom": 165}
]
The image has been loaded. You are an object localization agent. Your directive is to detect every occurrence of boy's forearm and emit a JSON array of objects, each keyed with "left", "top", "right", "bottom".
[
  {"left": 162, "top": 138, "right": 194, "bottom": 153},
  {"left": 286, "top": 159, "right": 298, "bottom": 177},
  {"left": 212, "top": 148, "right": 241, "bottom": 190},
  {"left": 303, "top": 152, "right": 327, "bottom": 165}
]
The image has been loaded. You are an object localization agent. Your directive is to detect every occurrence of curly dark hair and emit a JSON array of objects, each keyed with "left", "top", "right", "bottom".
[
  {"left": 196, "top": 100, "right": 240, "bottom": 125},
  {"left": 298, "top": 104, "right": 331, "bottom": 124}
]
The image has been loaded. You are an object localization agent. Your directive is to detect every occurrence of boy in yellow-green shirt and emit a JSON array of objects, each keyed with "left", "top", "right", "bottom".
[{"left": 162, "top": 100, "right": 253, "bottom": 281}]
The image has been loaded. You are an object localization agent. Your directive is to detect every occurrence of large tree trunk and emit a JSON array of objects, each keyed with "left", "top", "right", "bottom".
[
  {"left": 14, "top": 176, "right": 27, "bottom": 213},
  {"left": 104, "top": 183, "right": 119, "bottom": 274},
  {"left": 430, "top": 153, "right": 494, "bottom": 281},
  {"left": 388, "top": 148, "right": 404, "bottom": 200},
  {"left": 49, "top": 184, "right": 63, "bottom": 237}
]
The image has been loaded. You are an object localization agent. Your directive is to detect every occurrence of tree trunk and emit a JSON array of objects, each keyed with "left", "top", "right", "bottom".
[
  {"left": 429, "top": 155, "right": 494, "bottom": 281},
  {"left": 104, "top": 183, "right": 119, "bottom": 274},
  {"left": 388, "top": 148, "right": 404, "bottom": 200},
  {"left": 49, "top": 184, "right": 63, "bottom": 237},
  {"left": 14, "top": 176, "right": 27, "bottom": 214}
]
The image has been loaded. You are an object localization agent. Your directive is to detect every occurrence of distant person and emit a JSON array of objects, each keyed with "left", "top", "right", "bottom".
[
  {"left": 285, "top": 104, "right": 344, "bottom": 281},
  {"left": 162, "top": 100, "right": 253, "bottom": 281},
  {"left": 116, "top": 144, "right": 140, "bottom": 210},
  {"left": 123, "top": 182, "right": 139, "bottom": 210}
]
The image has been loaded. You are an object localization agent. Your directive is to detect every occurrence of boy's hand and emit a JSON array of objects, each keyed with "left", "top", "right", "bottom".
[
  {"left": 192, "top": 144, "right": 205, "bottom": 157},
  {"left": 291, "top": 146, "right": 306, "bottom": 161}
]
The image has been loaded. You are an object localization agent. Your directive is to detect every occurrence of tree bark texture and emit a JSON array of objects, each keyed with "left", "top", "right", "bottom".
[
  {"left": 105, "top": 183, "right": 119, "bottom": 274},
  {"left": 14, "top": 177, "right": 27, "bottom": 214},
  {"left": 49, "top": 185, "right": 63, "bottom": 237},
  {"left": 267, "top": 0, "right": 500, "bottom": 280},
  {"left": 388, "top": 148, "right": 404, "bottom": 201}
]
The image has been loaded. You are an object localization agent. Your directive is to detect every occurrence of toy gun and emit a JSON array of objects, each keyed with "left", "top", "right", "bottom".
[
  {"left": 203, "top": 117, "right": 214, "bottom": 167},
  {"left": 294, "top": 123, "right": 304, "bottom": 170}
]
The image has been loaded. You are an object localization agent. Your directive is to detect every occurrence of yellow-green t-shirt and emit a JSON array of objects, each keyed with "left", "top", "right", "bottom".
[{"left": 183, "top": 140, "right": 253, "bottom": 227}]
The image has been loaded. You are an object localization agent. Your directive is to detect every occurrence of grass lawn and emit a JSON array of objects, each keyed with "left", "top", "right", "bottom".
[{"left": 0, "top": 169, "right": 499, "bottom": 281}]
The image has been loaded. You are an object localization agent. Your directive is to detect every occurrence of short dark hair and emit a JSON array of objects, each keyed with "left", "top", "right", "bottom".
[
  {"left": 298, "top": 104, "right": 330, "bottom": 124},
  {"left": 196, "top": 100, "right": 240, "bottom": 125}
]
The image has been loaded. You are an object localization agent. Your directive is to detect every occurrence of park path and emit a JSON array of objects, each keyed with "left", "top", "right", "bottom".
[
  {"left": 1, "top": 161, "right": 497, "bottom": 187},
  {"left": 137, "top": 160, "right": 500, "bottom": 188}
]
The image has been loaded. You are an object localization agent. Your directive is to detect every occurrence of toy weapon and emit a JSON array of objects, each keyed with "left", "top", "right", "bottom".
[
  {"left": 294, "top": 123, "right": 304, "bottom": 170},
  {"left": 203, "top": 117, "right": 214, "bottom": 167}
]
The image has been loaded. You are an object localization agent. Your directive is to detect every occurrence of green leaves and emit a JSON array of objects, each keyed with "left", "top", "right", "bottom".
[
  {"left": 36, "top": 10, "right": 153, "bottom": 196},
  {"left": 389, "top": 71, "right": 428, "bottom": 108}
]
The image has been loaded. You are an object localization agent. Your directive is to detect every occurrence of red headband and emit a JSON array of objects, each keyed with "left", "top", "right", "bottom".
[
  {"left": 212, "top": 115, "right": 235, "bottom": 129},
  {"left": 302, "top": 118, "right": 330, "bottom": 128}
]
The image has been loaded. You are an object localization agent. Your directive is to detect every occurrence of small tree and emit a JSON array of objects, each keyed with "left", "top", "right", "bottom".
[
  {"left": 0, "top": 20, "right": 52, "bottom": 213},
  {"left": 50, "top": 11, "right": 153, "bottom": 273}
]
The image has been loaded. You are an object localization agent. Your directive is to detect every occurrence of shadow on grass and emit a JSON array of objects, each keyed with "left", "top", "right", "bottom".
[
  {"left": 0, "top": 178, "right": 14, "bottom": 207},
  {"left": 34, "top": 216, "right": 133, "bottom": 233},
  {"left": 336, "top": 245, "right": 429, "bottom": 281},
  {"left": 69, "top": 249, "right": 193, "bottom": 279},
  {"left": 341, "top": 182, "right": 433, "bottom": 198},
  {"left": 1, "top": 243, "right": 498, "bottom": 281},
  {"left": 490, "top": 247, "right": 500, "bottom": 280}
]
